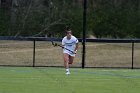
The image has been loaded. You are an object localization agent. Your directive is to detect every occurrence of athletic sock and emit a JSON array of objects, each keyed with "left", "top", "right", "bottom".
[{"left": 66, "top": 69, "right": 70, "bottom": 72}]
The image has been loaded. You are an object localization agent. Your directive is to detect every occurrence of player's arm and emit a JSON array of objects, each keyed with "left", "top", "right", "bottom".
[
  {"left": 74, "top": 39, "right": 79, "bottom": 53},
  {"left": 62, "top": 38, "right": 65, "bottom": 48},
  {"left": 74, "top": 43, "right": 78, "bottom": 51}
]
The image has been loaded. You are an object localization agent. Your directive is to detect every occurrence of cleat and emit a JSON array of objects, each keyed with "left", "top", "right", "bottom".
[{"left": 66, "top": 71, "right": 70, "bottom": 75}]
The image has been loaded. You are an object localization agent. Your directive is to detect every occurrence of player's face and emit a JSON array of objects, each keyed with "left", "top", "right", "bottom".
[{"left": 66, "top": 32, "right": 72, "bottom": 39}]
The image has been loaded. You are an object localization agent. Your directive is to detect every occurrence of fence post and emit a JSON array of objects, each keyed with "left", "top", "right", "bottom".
[
  {"left": 82, "top": 0, "right": 87, "bottom": 69},
  {"left": 131, "top": 41, "right": 134, "bottom": 69},
  {"left": 33, "top": 40, "right": 36, "bottom": 67}
]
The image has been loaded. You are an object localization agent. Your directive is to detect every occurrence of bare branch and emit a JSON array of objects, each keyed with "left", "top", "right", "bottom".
[
  {"left": 33, "top": 19, "right": 65, "bottom": 36},
  {"left": 15, "top": 0, "right": 33, "bottom": 37}
]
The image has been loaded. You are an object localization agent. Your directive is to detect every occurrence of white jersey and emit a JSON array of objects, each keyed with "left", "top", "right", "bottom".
[{"left": 62, "top": 35, "right": 78, "bottom": 56}]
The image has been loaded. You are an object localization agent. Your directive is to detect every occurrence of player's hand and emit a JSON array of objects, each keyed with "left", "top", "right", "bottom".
[{"left": 74, "top": 50, "right": 77, "bottom": 54}]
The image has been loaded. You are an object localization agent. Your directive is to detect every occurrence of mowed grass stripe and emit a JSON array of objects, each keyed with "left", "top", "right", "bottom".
[{"left": 0, "top": 67, "right": 140, "bottom": 93}]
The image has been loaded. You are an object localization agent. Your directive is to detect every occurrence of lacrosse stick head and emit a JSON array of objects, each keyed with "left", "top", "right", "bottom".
[
  {"left": 54, "top": 43, "right": 58, "bottom": 46},
  {"left": 51, "top": 41, "right": 58, "bottom": 47}
]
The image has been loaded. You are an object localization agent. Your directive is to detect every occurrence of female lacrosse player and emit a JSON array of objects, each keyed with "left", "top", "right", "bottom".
[{"left": 62, "top": 28, "right": 78, "bottom": 75}]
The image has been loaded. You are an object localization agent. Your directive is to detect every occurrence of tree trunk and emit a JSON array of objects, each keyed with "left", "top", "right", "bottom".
[{"left": 10, "top": 0, "right": 18, "bottom": 35}]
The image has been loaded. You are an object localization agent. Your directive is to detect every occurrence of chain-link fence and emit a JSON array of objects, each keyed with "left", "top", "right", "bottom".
[{"left": 0, "top": 37, "right": 140, "bottom": 69}]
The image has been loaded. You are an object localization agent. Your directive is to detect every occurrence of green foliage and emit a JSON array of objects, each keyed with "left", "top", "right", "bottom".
[
  {"left": 87, "top": 0, "right": 140, "bottom": 38},
  {"left": 0, "top": 0, "right": 83, "bottom": 37},
  {"left": 0, "top": 8, "right": 10, "bottom": 35},
  {"left": 0, "top": 0, "right": 139, "bottom": 38}
]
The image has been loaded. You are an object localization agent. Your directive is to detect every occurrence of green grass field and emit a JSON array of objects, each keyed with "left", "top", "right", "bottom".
[{"left": 0, "top": 67, "right": 140, "bottom": 93}]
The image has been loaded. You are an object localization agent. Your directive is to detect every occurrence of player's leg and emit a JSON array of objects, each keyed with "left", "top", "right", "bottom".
[
  {"left": 63, "top": 53, "right": 70, "bottom": 74},
  {"left": 69, "top": 55, "right": 74, "bottom": 64}
]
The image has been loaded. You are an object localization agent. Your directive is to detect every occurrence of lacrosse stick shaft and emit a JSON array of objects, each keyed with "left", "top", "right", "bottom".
[
  {"left": 57, "top": 45, "right": 76, "bottom": 54},
  {"left": 51, "top": 41, "right": 76, "bottom": 54}
]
